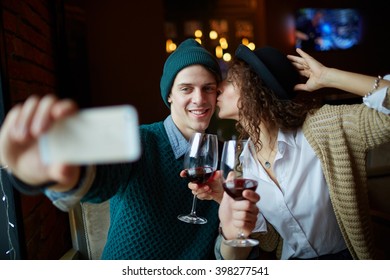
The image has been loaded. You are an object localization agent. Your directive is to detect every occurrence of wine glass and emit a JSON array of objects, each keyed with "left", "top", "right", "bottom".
[
  {"left": 221, "top": 139, "right": 259, "bottom": 247},
  {"left": 177, "top": 132, "right": 218, "bottom": 224}
]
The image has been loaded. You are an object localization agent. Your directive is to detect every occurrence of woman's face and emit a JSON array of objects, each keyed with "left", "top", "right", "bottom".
[{"left": 216, "top": 73, "right": 240, "bottom": 121}]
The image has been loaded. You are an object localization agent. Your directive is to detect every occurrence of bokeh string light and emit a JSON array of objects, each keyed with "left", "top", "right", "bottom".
[{"left": 0, "top": 165, "right": 16, "bottom": 259}]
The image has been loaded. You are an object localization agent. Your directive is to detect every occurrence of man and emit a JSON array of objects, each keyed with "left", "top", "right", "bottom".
[{"left": 0, "top": 39, "right": 222, "bottom": 259}]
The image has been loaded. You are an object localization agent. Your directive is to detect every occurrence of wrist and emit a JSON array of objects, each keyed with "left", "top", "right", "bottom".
[
  {"left": 5, "top": 166, "right": 86, "bottom": 196},
  {"left": 219, "top": 226, "right": 228, "bottom": 240},
  {"left": 6, "top": 171, "right": 57, "bottom": 195},
  {"left": 321, "top": 67, "right": 339, "bottom": 89},
  {"left": 219, "top": 224, "right": 238, "bottom": 240}
]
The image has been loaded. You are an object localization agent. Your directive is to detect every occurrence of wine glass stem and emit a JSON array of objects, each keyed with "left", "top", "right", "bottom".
[
  {"left": 190, "top": 194, "right": 198, "bottom": 216},
  {"left": 237, "top": 228, "right": 246, "bottom": 239}
]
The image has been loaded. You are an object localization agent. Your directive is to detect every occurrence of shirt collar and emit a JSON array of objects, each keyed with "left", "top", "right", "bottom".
[
  {"left": 278, "top": 129, "right": 296, "bottom": 148},
  {"left": 246, "top": 129, "right": 297, "bottom": 162},
  {"left": 247, "top": 129, "right": 296, "bottom": 151},
  {"left": 163, "top": 115, "right": 189, "bottom": 159}
]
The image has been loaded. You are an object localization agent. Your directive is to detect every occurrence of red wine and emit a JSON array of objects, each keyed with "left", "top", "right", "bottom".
[
  {"left": 223, "top": 178, "right": 258, "bottom": 200},
  {"left": 185, "top": 166, "right": 214, "bottom": 184}
]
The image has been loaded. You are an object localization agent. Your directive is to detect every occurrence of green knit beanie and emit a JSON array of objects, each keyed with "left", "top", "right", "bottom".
[{"left": 160, "top": 39, "right": 222, "bottom": 108}]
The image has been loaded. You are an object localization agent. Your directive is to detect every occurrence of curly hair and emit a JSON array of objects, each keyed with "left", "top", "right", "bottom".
[{"left": 229, "top": 60, "right": 320, "bottom": 150}]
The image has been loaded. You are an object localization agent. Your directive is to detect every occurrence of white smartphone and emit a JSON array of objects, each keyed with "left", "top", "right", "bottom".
[{"left": 39, "top": 105, "right": 141, "bottom": 164}]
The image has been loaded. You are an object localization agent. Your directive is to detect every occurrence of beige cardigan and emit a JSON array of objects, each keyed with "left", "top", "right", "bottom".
[
  {"left": 303, "top": 103, "right": 390, "bottom": 259},
  {"left": 254, "top": 102, "right": 390, "bottom": 259}
]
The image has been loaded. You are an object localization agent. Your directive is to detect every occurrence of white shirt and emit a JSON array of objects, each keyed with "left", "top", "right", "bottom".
[{"left": 243, "top": 80, "right": 389, "bottom": 259}]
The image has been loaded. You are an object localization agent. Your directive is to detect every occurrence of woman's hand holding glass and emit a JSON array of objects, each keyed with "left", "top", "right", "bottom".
[
  {"left": 218, "top": 184, "right": 260, "bottom": 241},
  {"left": 220, "top": 139, "right": 260, "bottom": 247}
]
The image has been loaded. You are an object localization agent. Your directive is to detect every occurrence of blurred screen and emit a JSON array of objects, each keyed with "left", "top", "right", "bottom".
[{"left": 295, "top": 8, "right": 362, "bottom": 51}]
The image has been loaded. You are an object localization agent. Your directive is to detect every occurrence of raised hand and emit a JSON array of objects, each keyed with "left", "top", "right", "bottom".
[
  {"left": 287, "top": 48, "right": 329, "bottom": 92},
  {"left": 0, "top": 94, "right": 80, "bottom": 191}
]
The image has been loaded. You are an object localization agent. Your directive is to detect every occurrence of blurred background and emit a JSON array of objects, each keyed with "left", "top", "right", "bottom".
[{"left": 0, "top": 0, "right": 389, "bottom": 259}]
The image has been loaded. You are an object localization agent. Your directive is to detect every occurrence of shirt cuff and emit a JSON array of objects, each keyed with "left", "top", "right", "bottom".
[
  {"left": 363, "top": 74, "right": 390, "bottom": 115},
  {"left": 44, "top": 166, "right": 96, "bottom": 212},
  {"left": 214, "top": 234, "right": 224, "bottom": 260},
  {"left": 253, "top": 212, "right": 268, "bottom": 233},
  {"left": 214, "top": 233, "right": 261, "bottom": 260},
  {"left": 6, "top": 171, "right": 57, "bottom": 196}
]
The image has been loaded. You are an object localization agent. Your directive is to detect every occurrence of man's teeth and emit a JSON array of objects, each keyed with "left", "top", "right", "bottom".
[{"left": 191, "top": 110, "right": 207, "bottom": 115}]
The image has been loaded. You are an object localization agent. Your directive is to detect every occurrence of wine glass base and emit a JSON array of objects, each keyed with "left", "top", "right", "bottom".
[
  {"left": 177, "top": 214, "right": 207, "bottom": 225},
  {"left": 224, "top": 238, "right": 259, "bottom": 247}
]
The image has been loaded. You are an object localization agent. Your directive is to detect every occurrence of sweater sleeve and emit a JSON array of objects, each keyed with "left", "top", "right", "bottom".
[
  {"left": 358, "top": 102, "right": 390, "bottom": 150},
  {"left": 44, "top": 166, "right": 96, "bottom": 212}
]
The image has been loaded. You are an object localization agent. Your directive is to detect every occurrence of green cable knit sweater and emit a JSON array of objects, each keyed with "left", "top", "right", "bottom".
[{"left": 82, "top": 121, "right": 219, "bottom": 259}]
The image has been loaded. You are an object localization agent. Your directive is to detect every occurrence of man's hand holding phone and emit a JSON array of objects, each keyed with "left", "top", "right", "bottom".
[{"left": 0, "top": 95, "right": 141, "bottom": 192}]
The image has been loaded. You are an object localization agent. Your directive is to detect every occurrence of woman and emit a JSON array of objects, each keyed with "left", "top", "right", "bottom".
[{"left": 193, "top": 45, "right": 390, "bottom": 260}]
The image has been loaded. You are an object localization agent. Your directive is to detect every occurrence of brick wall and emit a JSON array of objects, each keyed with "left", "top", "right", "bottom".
[{"left": 1, "top": 0, "right": 71, "bottom": 259}]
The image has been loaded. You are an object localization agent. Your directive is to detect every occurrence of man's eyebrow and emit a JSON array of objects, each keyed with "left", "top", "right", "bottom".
[
  {"left": 175, "top": 82, "right": 217, "bottom": 87},
  {"left": 176, "top": 83, "right": 192, "bottom": 86}
]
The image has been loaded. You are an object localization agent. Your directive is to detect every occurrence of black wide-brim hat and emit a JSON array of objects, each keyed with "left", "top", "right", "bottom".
[{"left": 235, "top": 44, "right": 300, "bottom": 100}]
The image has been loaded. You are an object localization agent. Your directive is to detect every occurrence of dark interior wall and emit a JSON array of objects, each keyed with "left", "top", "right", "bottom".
[
  {"left": 84, "top": 0, "right": 168, "bottom": 124},
  {"left": 0, "top": 0, "right": 72, "bottom": 259}
]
